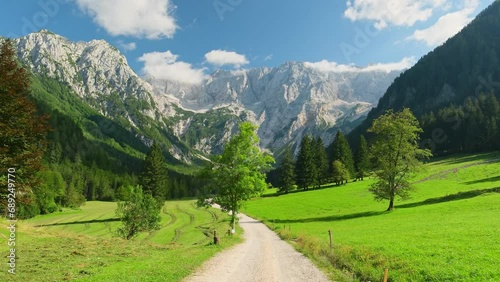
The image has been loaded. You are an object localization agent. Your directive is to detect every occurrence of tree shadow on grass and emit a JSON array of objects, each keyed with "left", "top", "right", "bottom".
[
  {"left": 435, "top": 152, "right": 500, "bottom": 166},
  {"left": 463, "top": 175, "right": 500, "bottom": 185},
  {"left": 34, "top": 218, "right": 120, "bottom": 227},
  {"left": 268, "top": 187, "right": 500, "bottom": 224},
  {"left": 268, "top": 211, "right": 386, "bottom": 224},
  {"left": 261, "top": 183, "right": 348, "bottom": 198},
  {"left": 396, "top": 187, "right": 500, "bottom": 209}
]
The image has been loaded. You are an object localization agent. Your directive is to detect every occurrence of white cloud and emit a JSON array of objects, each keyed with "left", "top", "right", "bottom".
[
  {"left": 304, "top": 56, "right": 416, "bottom": 73},
  {"left": 204, "top": 50, "right": 249, "bottom": 68},
  {"left": 230, "top": 69, "right": 248, "bottom": 76},
  {"left": 117, "top": 41, "right": 137, "bottom": 51},
  {"left": 75, "top": 0, "right": 177, "bottom": 39},
  {"left": 406, "top": 0, "right": 479, "bottom": 46},
  {"left": 138, "top": 51, "right": 208, "bottom": 84},
  {"left": 344, "top": 0, "right": 447, "bottom": 29}
]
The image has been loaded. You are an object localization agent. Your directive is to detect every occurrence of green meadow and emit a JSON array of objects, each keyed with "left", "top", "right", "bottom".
[
  {"left": 243, "top": 152, "right": 500, "bottom": 281},
  {"left": 0, "top": 200, "right": 241, "bottom": 281}
]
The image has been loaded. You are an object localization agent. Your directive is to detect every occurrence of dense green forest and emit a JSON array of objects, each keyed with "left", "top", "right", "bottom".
[
  {"left": 420, "top": 93, "right": 500, "bottom": 154},
  {"left": 349, "top": 0, "right": 500, "bottom": 150}
]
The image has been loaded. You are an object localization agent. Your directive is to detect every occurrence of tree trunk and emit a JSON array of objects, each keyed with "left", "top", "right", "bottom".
[
  {"left": 387, "top": 197, "right": 394, "bottom": 211},
  {"left": 230, "top": 209, "right": 236, "bottom": 235}
]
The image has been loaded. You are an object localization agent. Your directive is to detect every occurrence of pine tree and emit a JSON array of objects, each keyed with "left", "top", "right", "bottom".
[
  {"left": 278, "top": 145, "right": 295, "bottom": 194},
  {"left": 330, "top": 131, "right": 355, "bottom": 180},
  {"left": 295, "top": 135, "right": 317, "bottom": 190},
  {"left": 140, "top": 142, "right": 168, "bottom": 208},
  {"left": 0, "top": 39, "right": 49, "bottom": 217},
  {"left": 355, "top": 135, "right": 370, "bottom": 180},
  {"left": 313, "top": 137, "right": 329, "bottom": 186}
]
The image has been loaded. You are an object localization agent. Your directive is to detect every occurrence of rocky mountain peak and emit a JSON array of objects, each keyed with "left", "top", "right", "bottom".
[{"left": 10, "top": 30, "right": 403, "bottom": 160}]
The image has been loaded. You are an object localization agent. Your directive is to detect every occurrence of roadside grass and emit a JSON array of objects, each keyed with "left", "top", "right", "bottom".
[
  {"left": 0, "top": 200, "right": 241, "bottom": 281},
  {"left": 243, "top": 152, "right": 500, "bottom": 281}
]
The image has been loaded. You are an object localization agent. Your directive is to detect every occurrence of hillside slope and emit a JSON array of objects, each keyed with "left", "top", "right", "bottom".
[{"left": 349, "top": 1, "right": 500, "bottom": 148}]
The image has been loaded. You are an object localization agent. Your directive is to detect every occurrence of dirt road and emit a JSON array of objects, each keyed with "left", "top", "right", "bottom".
[{"left": 184, "top": 213, "right": 330, "bottom": 282}]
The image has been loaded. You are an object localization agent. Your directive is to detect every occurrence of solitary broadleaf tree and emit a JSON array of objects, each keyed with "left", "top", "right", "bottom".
[
  {"left": 332, "top": 160, "right": 350, "bottom": 185},
  {"left": 116, "top": 186, "right": 161, "bottom": 240},
  {"left": 368, "top": 108, "right": 432, "bottom": 211},
  {"left": 200, "top": 122, "right": 274, "bottom": 231},
  {"left": 139, "top": 142, "right": 168, "bottom": 208},
  {"left": 278, "top": 145, "right": 295, "bottom": 194}
]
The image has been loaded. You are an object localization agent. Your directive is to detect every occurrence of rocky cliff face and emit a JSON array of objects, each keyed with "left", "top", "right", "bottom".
[
  {"left": 7, "top": 30, "right": 401, "bottom": 159},
  {"left": 12, "top": 30, "right": 161, "bottom": 121},
  {"left": 148, "top": 62, "right": 401, "bottom": 151}
]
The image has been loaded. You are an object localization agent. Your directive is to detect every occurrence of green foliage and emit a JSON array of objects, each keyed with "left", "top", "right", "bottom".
[
  {"left": 35, "top": 170, "right": 65, "bottom": 213},
  {"left": 0, "top": 39, "right": 49, "bottom": 216},
  {"left": 332, "top": 160, "right": 350, "bottom": 185},
  {"left": 295, "top": 135, "right": 317, "bottom": 190},
  {"left": 140, "top": 142, "right": 168, "bottom": 207},
  {"left": 329, "top": 131, "right": 355, "bottom": 177},
  {"left": 116, "top": 186, "right": 161, "bottom": 240},
  {"left": 115, "top": 185, "right": 132, "bottom": 201},
  {"left": 199, "top": 122, "right": 275, "bottom": 230},
  {"left": 313, "top": 137, "right": 329, "bottom": 185},
  {"left": 278, "top": 145, "right": 295, "bottom": 193},
  {"left": 368, "top": 108, "right": 432, "bottom": 210},
  {"left": 354, "top": 135, "right": 370, "bottom": 180},
  {"left": 421, "top": 93, "right": 500, "bottom": 154}
]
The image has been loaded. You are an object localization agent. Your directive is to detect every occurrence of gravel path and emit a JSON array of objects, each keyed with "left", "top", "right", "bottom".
[{"left": 184, "top": 213, "right": 330, "bottom": 282}]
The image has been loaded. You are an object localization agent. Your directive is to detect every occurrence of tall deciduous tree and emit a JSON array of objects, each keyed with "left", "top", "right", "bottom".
[
  {"left": 313, "top": 137, "right": 329, "bottom": 186},
  {"left": 330, "top": 131, "right": 355, "bottom": 179},
  {"left": 0, "top": 39, "right": 49, "bottom": 217},
  {"left": 278, "top": 145, "right": 295, "bottom": 194},
  {"left": 295, "top": 135, "right": 316, "bottom": 190},
  {"left": 139, "top": 142, "right": 168, "bottom": 208},
  {"left": 354, "top": 135, "right": 370, "bottom": 181},
  {"left": 368, "top": 108, "right": 432, "bottom": 211},
  {"left": 200, "top": 122, "right": 274, "bottom": 231}
]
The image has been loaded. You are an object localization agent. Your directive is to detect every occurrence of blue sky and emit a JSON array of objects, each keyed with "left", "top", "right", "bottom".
[{"left": 0, "top": 0, "right": 495, "bottom": 83}]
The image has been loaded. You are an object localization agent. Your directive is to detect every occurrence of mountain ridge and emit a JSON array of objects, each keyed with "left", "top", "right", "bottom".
[{"left": 4, "top": 30, "right": 402, "bottom": 161}]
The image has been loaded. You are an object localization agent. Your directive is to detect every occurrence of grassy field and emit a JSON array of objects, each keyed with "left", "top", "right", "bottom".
[
  {"left": 0, "top": 200, "right": 241, "bottom": 281},
  {"left": 243, "top": 152, "right": 500, "bottom": 281}
]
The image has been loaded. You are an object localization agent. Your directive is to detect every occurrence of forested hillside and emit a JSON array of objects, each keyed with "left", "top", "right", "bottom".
[
  {"left": 0, "top": 40, "right": 205, "bottom": 218},
  {"left": 348, "top": 0, "right": 500, "bottom": 154}
]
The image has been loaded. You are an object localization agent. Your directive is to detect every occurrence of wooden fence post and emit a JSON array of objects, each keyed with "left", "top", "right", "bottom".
[
  {"left": 214, "top": 230, "right": 219, "bottom": 245},
  {"left": 328, "top": 230, "right": 333, "bottom": 250}
]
